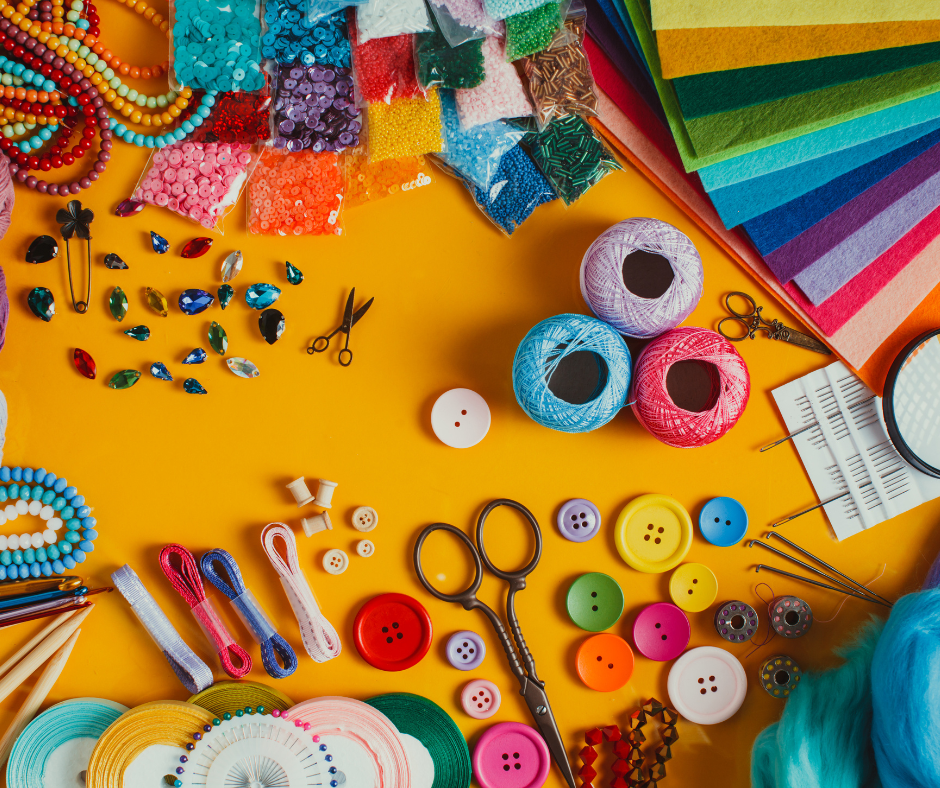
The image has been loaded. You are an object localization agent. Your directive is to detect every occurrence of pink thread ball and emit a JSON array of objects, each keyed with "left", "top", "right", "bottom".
[{"left": 630, "top": 327, "right": 749, "bottom": 448}]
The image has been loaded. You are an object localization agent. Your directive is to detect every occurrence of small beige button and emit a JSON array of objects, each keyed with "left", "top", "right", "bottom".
[
  {"left": 357, "top": 540, "right": 375, "bottom": 557},
  {"left": 286, "top": 476, "right": 315, "bottom": 507},
  {"left": 352, "top": 506, "right": 378, "bottom": 532},
  {"left": 302, "top": 511, "right": 332, "bottom": 538},
  {"left": 323, "top": 548, "right": 348, "bottom": 575},
  {"left": 314, "top": 479, "right": 338, "bottom": 509}
]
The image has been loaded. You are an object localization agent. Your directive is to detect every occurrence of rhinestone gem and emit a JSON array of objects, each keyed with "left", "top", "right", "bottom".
[
  {"left": 286, "top": 261, "right": 303, "bottom": 285},
  {"left": 146, "top": 287, "right": 169, "bottom": 317},
  {"left": 109, "top": 287, "right": 128, "bottom": 322},
  {"left": 221, "top": 250, "right": 243, "bottom": 283},
  {"left": 104, "top": 252, "right": 128, "bottom": 270},
  {"left": 218, "top": 284, "right": 235, "bottom": 310},
  {"left": 208, "top": 322, "right": 228, "bottom": 356},
  {"left": 245, "top": 283, "right": 281, "bottom": 310},
  {"left": 123, "top": 325, "right": 150, "bottom": 341},
  {"left": 259, "top": 308, "right": 285, "bottom": 344},
  {"left": 227, "top": 357, "right": 260, "bottom": 378},
  {"left": 184, "top": 378, "right": 207, "bottom": 395},
  {"left": 115, "top": 199, "right": 144, "bottom": 217},
  {"left": 108, "top": 370, "right": 141, "bottom": 389},
  {"left": 26, "top": 235, "right": 58, "bottom": 263},
  {"left": 183, "top": 348, "right": 207, "bottom": 364},
  {"left": 150, "top": 362, "right": 173, "bottom": 381},
  {"left": 27, "top": 287, "right": 55, "bottom": 321},
  {"left": 73, "top": 348, "right": 96, "bottom": 379},
  {"left": 151, "top": 231, "right": 169, "bottom": 253},
  {"left": 181, "top": 237, "right": 213, "bottom": 259},
  {"left": 179, "top": 289, "right": 215, "bottom": 315}
]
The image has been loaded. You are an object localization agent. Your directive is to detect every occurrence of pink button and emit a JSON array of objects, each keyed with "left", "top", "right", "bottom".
[
  {"left": 632, "top": 602, "right": 690, "bottom": 661},
  {"left": 667, "top": 646, "right": 746, "bottom": 725},
  {"left": 473, "top": 722, "right": 551, "bottom": 788},
  {"left": 461, "top": 679, "right": 500, "bottom": 719}
]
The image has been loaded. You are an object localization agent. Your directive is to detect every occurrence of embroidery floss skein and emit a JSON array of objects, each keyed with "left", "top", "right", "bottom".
[
  {"left": 512, "top": 313, "right": 632, "bottom": 433},
  {"left": 631, "top": 327, "right": 750, "bottom": 448},
  {"left": 580, "top": 218, "right": 704, "bottom": 339}
]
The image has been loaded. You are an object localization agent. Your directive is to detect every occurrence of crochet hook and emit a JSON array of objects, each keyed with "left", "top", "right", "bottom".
[{"left": 0, "top": 576, "right": 82, "bottom": 599}]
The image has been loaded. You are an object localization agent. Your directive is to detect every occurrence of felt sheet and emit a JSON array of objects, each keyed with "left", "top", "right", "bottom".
[
  {"left": 782, "top": 206, "right": 940, "bottom": 335},
  {"left": 654, "top": 23, "right": 940, "bottom": 79},
  {"left": 624, "top": 0, "right": 940, "bottom": 172},
  {"left": 745, "top": 127, "right": 940, "bottom": 254},
  {"left": 793, "top": 167, "right": 940, "bottom": 303},
  {"left": 707, "top": 118, "right": 940, "bottom": 225},
  {"left": 589, "top": 0, "right": 650, "bottom": 79},
  {"left": 766, "top": 140, "right": 940, "bottom": 283},
  {"left": 675, "top": 42, "right": 940, "bottom": 120},
  {"left": 651, "top": 0, "right": 940, "bottom": 30}
]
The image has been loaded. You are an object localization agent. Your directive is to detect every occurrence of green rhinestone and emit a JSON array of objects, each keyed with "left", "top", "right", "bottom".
[{"left": 208, "top": 321, "right": 228, "bottom": 356}]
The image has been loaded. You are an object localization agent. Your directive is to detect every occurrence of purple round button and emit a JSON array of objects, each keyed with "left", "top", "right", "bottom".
[
  {"left": 632, "top": 602, "right": 690, "bottom": 662},
  {"left": 557, "top": 499, "right": 601, "bottom": 543},
  {"left": 446, "top": 630, "right": 486, "bottom": 670}
]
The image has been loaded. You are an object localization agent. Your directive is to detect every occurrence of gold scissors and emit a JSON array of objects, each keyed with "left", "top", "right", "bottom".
[{"left": 718, "top": 292, "right": 831, "bottom": 355}]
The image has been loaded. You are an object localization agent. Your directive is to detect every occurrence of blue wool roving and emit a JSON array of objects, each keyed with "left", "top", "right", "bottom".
[{"left": 512, "top": 313, "right": 632, "bottom": 433}]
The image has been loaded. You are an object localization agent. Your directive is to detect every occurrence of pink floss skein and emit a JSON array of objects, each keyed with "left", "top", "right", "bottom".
[{"left": 631, "top": 327, "right": 750, "bottom": 448}]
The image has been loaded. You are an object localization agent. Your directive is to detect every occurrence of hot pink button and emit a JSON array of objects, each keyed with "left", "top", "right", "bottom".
[
  {"left": 473, "top": 722, "right": 551, "bottom": 788},
  {"left": 632, "top": 602, "right": 690, "bottom": 662},
  {"left": 461, "top": 678, "right": 500, "bottom": 719}
]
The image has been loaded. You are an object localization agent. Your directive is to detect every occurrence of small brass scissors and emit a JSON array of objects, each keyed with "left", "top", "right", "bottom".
[{"left": 718, "top": 292, "right": 831, "bottom": 355}]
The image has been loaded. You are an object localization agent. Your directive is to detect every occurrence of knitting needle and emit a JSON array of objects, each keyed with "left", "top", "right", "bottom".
[
  {"left": 767, "top": 533, "right": 892, "bottom": 606},
  {"left": 0, "top": 626, "right": 81, "bottom": 767},
  {"left": 0, "top": 600, "right": 89, "bottom": 630},
  {"left": 749, "top": 541, "right": 890, "bottom": 607},
  {"left": 760, "top": 395, "right": 877, "bottom": 452},
  {"left": 0, "top": 588, "right": 108, "bottom": 623},
  {"left": 754, "top": 565, "right": 891, "bottom": 606},
  {"left": 0, "top": 609, "right": 78, "bottom": 679},
  {"left": 0, "top": 604, "right": 92, "bottom": 705}
]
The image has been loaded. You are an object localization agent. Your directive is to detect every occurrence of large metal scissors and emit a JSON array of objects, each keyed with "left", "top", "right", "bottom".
[
  {"left": 413, "top": 499, "right": 576, "bottom": 788},
  {"left": 717, "top": 291, "right": 831, "bottom": 354}
]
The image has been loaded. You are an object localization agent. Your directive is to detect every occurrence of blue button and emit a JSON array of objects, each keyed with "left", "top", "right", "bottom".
[
  {"left": 699, "top": 497, "right": 748, "bottom": 546},
  {"left": 445, "top": 630, "right": 486, "bottom": 671}
]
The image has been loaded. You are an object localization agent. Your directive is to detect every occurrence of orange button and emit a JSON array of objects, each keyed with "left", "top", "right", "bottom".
[{"left": 575, "top": 633, "right": 635, "bottom": 692}]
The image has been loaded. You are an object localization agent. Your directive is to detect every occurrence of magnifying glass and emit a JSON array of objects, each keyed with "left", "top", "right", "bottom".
[{"left": 884, "top": 328, "right": 940, "bottom": 479}]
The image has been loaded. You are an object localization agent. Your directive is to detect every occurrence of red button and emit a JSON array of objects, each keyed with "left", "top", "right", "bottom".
[{"left": 353, "top": 593, "right": 433, "bottom": 671}]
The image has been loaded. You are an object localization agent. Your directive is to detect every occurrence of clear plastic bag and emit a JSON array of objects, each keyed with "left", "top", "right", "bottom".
[
  {"left": 307, "top": 0, "right": 367, "bottom": 25},
  {"left": 170, "top": 0, "right": 265, "bottom": 92},
  {"left": 437, "top": 90, "right": 526, "bottom": 188},
  {"left": 187, "top": 89, "right": 273, "bottom": 144},
  {"left": 366, "top": 88, "right": 444, "bottom": 162},
  {"left": 504, "top": 1, "right": 562, "bottom": 61},
  {"left": 272, "top": 63, "right": 361, "bottom": 152},
  {"left": 427, "top": 0, "right": 503, "bottom": 46},
  {"left": 462, "top": 143, "right": 556, "bottom": 234},
  {"left": 482, "top": 0, "right": 554, "bottom": 22},
  {"left": 414, "top": 12, "right": 486, "bottom": 90},
  {"left": 521, "top": 2, "right": 597, "bottom": 126},
  {"left": 345, "top": 148, "right": 435, "bottom": 206},
  {"left": 131, "top": 140, "right": 259, "bottom": 234},
  {"left": 524, "top": 114, "right": 620, "bottom": 205},
  {"left": 349, "top": 16, "right": 424, "bottom": 103},
  {"left": 263, "top": 2, "right": 351, "bottom": 67},
  {"left": 455, "top": 37, "right": 533, "bottom": 129},
  {"left": 355, "top": 0, "right": 430, "bottom": 43},
  {"left": 248, "top": 148, "right": 345, "bottom": 235}
]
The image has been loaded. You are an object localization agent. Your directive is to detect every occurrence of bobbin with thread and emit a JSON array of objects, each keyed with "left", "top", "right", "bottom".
[
  {"left": 580, "top": 217, "right": 704, "bottom": 339},
  {"left": 714, "top": 600, "right": 758, "bottom": 643},
  {"left": 759, "top": 655, "right": 802, "bottom": 698},
  {"left": 286, "top": 477, "right": 315, "bottom": 507},
  {"left": 302, "top": 512, "right": 332, "bottom": 538},
  {"left": 769, "top": 596, "right": 812, "bottom": 638},
  {"left": 314, "top": 479, "right": 338, "bottom": 509}
]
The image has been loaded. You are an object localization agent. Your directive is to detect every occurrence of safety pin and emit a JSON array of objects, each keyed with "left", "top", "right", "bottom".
[
  {"left": 760, "top": 395, "right": 877, "bottom": 452},
  {"left": 55, "top": 200, "right": 95, "bottom": 314},
  {"left": 754, "top": 565, "right": 891, "bottom": 606}
]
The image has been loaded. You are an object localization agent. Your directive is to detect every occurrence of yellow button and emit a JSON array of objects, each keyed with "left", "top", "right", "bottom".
[
  {"left": 669, "top": 563, "right": 718, "bottom": 612},
  {"left": 615, "top": 494, "right": 692, "bottom": 573}
]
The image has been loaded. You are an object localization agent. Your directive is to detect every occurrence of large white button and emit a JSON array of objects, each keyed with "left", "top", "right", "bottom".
[
  {"left": 352, "top": 506, "right": 378, "bottom": 532},
  {"left": 431, "top": 389, "right": 491, "bottom": 448},
  {"left": 667, "top": 646, "right": 747, "bottom": 725},
  {"left": 322, "top": 548, "right": 349, "bottom": 575}
]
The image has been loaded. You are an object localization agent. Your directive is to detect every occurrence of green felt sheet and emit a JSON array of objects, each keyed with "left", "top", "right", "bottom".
[{"left": 675, "top": 41, "right": 940, "bottom": 120}]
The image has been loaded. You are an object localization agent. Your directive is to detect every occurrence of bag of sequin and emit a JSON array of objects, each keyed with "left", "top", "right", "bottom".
[
  {"left": 130, "top": 140, "right": 260, "bottom": 234},
  {"left": 248, "top": 147, "right": 345, "bottom": 236},
  {"left": 345, "top": 147, "right": 435, "bottom": 206},
  {"left": 169, "top": 0, "right": 265, "bottom": 93},
  {"left": 353, "top": 0, "right": 431, "bottom": 44},
  {"left": 271, "top": 62, "right": 362, "bottom": 152},
  {"left": 521, "top": 0, "right": 597, "bottom": 128},
  {"left": 523, "top": 114, "right": 620, "bottom": 206},
  {"left": 350, "top": 16, "right": 426, "bottom": 104},
  {"left": 414, "top": 13, "right": 487, "bottom": 90},
  {"left": 264, "top": 3, "right": 351, "bottom": 68},
  {"left": 436, "top": 90, "right": 525, "bottom": 189},
  {"left": 426, "top": 0, "right": 504, "bottom": 47},
  {"left": 188, "top": 88, "right": 273, "bottom": 145},
  {"left": 504, "top": 0, "right": 565, "bottom": 61}
]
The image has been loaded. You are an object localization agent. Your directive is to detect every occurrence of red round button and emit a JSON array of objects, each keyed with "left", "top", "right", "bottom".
[{"left": 353, "top": 593, "right": 433, "bottom": 671}]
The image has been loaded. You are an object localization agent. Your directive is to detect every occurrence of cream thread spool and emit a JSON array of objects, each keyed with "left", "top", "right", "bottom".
[
  {"left": 314, "top": 479, "right": 338, "bottom": 509},
  {"left": 301, "top": 512, "right": 332, "bottom": 538},
  {"left": 286, "top": 477, "right": 315, "bottom": 507}
]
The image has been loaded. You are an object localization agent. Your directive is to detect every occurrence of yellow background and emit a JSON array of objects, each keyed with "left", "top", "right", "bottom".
[{"left": 1, "top": 7, "right": 940, "bottom": 787}]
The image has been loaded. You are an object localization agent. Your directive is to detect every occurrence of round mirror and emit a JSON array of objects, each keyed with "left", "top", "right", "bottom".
[{"left": 884, "top": 328, "right": 940, "bottom": 478}]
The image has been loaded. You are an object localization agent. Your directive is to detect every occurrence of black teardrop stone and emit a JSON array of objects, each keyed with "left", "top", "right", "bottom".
[
  {"left": 26, "top": 235, "right": 58, "bottom": 264},
  {"left": 259, "top": 309, "right": 285, "bottom": 345},
  {"left": 104, "top": 253, "right": 128, "bottom": 270}
]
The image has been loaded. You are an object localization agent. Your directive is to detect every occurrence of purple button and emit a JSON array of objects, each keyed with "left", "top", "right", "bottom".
[
  {"left": 632, "top": 602, "right": 690, "bottom": 662},
  {"left": 557, "top": 499, "right": 601, "bottom": 543},
  {"left": 446, "top": 630, "right": 486, "bottom": 670}
]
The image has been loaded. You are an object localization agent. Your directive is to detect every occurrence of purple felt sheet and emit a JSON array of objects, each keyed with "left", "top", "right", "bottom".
[
  {"left": 765, "top": 138, "right": 940, "bottom": 283},
  {"left": 794, "top": 165, "right": 940, "bottom": 304}
]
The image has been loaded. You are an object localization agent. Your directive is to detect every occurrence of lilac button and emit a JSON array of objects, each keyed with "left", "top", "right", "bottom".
[
  {"left": 446, "top": 630, "right": 486, "bottom": 670},
  {"left": 632, "top": 602, "right": 690, "bottom": 662},
  {"left": 557, "top": 499, "right": 601, "bottom": 543}
]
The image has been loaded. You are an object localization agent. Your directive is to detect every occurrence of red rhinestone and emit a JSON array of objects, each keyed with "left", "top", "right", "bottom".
[
  {"left": 73, "top": 348, "right": 96, "bottom": 380},
  {"left": 114, "top": 198, "right": 144, "bottom": 217},
  {"left": 180, "top": 237, "right": 213, "bottom": 258}
]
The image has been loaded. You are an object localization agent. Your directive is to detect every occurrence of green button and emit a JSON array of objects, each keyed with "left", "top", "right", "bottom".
[{"left": 566, "top": 573, "right": 625, "bottom": 632}]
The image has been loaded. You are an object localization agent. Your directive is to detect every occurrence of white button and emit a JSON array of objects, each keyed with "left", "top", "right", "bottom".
[
  {"left": 352, "top": 506, "right": 378, "bottom": 532},
  {"left": 357, "top": 540, "right": 375, "bottom": 557},
  {"left": 667, "top": 646, "right": 747, "bottom": 725},
  {"left": 322, "top": 548, "right": 348, "bottom": 575},
  {"left": 431, "top": 389, "right": 491, "bottom": 448}
]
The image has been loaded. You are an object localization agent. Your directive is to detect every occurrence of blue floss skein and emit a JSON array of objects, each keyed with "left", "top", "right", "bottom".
[
  {"left": 512, "top": 313, "right": 632, "bottom": 433},
  {"left": 200, "top": 548, "right": 298, "bottom": 679}
]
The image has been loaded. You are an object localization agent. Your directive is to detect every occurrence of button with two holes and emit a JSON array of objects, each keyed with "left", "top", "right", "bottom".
[
  {"left": 668, "top": 563, "right": 718, "bottom": 613},
  {"left": 632, "top": 602, "right": 690, "bottom": 662},
  {"left": 698, "top": 497, "right": 748, "bottom": 546},
  {"left": 575, "top": 633, "right": 635, "bottom": 691},
  {"left": 472, "top": 722, "right": 551, "bottom": 788},
  {"left": 353, "top": 593, "right": 433, "bottom": 671},
  {"left": 446, "top": 630, "right": 486, "bottom": 670},
  {"left": 430, "top": 388, "right": 491, "bottom": 448},
  {"left": 566, "top": 572, "right": 624, "bottom": 632},
  {"left": 556, "top": 498, "right": 601, "bottom": 542}
]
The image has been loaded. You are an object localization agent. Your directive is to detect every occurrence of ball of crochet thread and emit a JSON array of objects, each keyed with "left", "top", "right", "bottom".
[
  {"left": 512, "top": 313, "right": 632, "bottom": 433},
  {"left": 580, "top": 217, "right": 704, "bottom": 339},
  {"left": 631, "top": 327, "right": 749, "bottom": 448}
]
